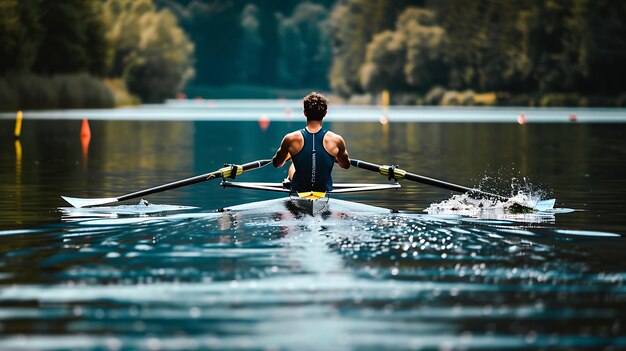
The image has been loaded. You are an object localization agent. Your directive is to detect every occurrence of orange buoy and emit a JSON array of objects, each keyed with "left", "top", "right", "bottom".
[
  {"left": 569, "top": 114, "right": 577, "bottom": 122},
  {"left": 258, "top": 115, "right": 270, "bottom": 131},
  {"left": 81, "top": 119, "right": 91, "bottom": 162},
  {"left": 81, "top": 118, "right": 91, "bottom": 139},
  {"left": 517, "top": 113, "right": 526, "bottom": 125}
]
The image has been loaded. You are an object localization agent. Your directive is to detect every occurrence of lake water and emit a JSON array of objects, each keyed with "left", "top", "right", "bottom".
[{"left": 0, "top": 101, "right": 625, "bottom": 350}]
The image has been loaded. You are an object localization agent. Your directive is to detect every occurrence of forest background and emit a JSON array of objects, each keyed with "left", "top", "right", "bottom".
[{"left": 1, "top": 0, "right": 625, "bottom": 110}]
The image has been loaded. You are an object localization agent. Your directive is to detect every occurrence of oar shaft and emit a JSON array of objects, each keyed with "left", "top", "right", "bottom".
[
  {"left": 350, "top": 159, "right": 508, "bottom": 202},
  {"left": 117, "top": 171, "right": 220, "bottom": 202},
  {"left": 117, "top": 159, "right": 271, "bottom": 202}
]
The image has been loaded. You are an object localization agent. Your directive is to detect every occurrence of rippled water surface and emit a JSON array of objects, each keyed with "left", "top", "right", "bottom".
[{"left": 0, "top": 102, "right": 625, "bottom": 350}]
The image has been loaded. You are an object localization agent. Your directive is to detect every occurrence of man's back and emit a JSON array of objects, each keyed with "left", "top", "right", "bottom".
[
  {"left": 290, "top": 128, "right": 336, "bottom": 192},
  {"left": 272, "top": 92, "right": 349, "bottom": 192}
]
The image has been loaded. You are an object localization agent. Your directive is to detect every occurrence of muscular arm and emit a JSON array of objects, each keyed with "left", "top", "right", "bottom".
[
  {"left": 272, "top": 135, "right": 291, "bottom": 167},
  {"left": 335, "top": 135, "right": 350, "bottom": 169},
  {"left": 324, "top": 132, "right": 350, "bottom": 169},
  {"left": 273, "top": 132, "right": 301, "bottom": 167}
]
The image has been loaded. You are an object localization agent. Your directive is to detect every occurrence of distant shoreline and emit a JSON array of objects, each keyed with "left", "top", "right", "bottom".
[
  {"left": 3, "top": 80, "right": 625, "bottom": 112},
  {"left": 2, "top": 100, "right": 624, "bottom": 124},
  {"left": 184, "top": 84, "right": 626, "bottom": 108}
]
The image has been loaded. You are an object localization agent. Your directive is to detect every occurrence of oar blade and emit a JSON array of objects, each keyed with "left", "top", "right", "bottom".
[
  {"left": 533, "top": 198, "right": 556, "bottom": 212},
  {"left": 61, "top": 159, "right": 272, "bottom": 208},
  {"left": 61, "top": 196, "right": 118, "bottom": 208}
]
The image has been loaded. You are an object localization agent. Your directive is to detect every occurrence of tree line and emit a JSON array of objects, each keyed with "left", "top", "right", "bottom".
[
  {"left": 0, "top": 0, "right": 194, "bottom": 110},
  {"left": 155, "top": 0, "right": 626, "bottom": 106},
  {"left": 1, "top": 0, "right": 625, "bottom": 109},
  {"left": 155, "top": 0, "right": 334, "bottom": 89},
  {"left": 328, "top": 0, "right": 626, "bottom": 105}
]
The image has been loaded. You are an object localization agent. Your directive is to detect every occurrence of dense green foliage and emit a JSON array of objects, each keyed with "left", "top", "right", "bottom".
[
  {"left": 0, "top": 0, "right": 194, "bottom": 109},
  {"left": 328, "top": 0, "right": 425, "bottom": 96},
  {"left": 32, "top": 1, "right": 108, "bottom": 76},
  {"left": 0, "top": 0, "right": 115, "bottom": 110},
  {"left": 0, "top": 0, "right": 42, "bottom": 76},
  {"left": 0, "top": 74, "right": 114, "bottom": 111},
  {"left": 154, "top": 0, "right": 335, "bottom": 88},
  {"left": 330, "top": 0, "right": 626, "bottom": 105},
  {"left": 358, "top": 8, "right": 446, "bottom": 94},
  {"left": 103, "top": 0, "right": 195, "bottom": 103},
  {"left": 0, "top": 0, "right": 106, "bottom": 77},
  {"left": 2, "top": 0, "right": 626, "bottom": 108}
]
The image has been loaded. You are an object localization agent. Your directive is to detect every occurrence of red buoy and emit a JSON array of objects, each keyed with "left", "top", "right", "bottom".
[
  {"left": 81, "top": 118, "right": 91, "bottom": 162},
  {"left": 258, "top": 115, "right": 270, "bottom": 131},
  {"left": 81, "top": 118, "right": 91, "bottom": 140}
]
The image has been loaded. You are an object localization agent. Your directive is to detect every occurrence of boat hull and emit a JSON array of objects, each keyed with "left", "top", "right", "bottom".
[{"left": 220, "top": 197, "right": 392, "bottom": 217}]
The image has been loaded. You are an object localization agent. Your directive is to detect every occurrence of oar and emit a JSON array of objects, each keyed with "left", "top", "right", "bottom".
[
  {"left": 62, "top": 159, "right": 272, "bottom": 208},
  {"left": 349, "top": 159, "right": 555, "bottom": 211}
]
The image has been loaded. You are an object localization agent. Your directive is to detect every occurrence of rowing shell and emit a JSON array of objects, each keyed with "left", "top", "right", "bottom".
[
  {"left": 219, "top": 196, "right": 393, "bottom": 217},
  {"left": 220, "top": 181, "right": 401, "bottom": 216}
]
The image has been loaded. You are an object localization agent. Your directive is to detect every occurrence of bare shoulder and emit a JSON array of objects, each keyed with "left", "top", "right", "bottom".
[
  {"left": 282, "top": 130, "right": 305, "bottom": 155},
  {"left": 324, "top": 130, "right": 349, "bottom": 168},
  {"left": 284, "top": 130, "right": 303, "bottom": 143},
  {"left": 325, "top": 131, "right": 346, "bottom": 145}
]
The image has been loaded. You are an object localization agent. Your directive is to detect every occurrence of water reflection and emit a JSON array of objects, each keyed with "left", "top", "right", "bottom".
[
  {"left": 0, "top": 204, "right": 624, "bottom": 349},
  {"left": 13, "top": 140, "right": 22, "bottom": 225},
  {"left": 1, "top": 114, "right": 626, "bottom": 349},
  {"left": 1, "top": 119, "right": 626, "bottom": 233}
]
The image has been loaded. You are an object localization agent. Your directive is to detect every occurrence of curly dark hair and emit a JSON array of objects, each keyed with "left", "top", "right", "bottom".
[{"left": 303, "top": 92, "right": 328, "bottom": 120}]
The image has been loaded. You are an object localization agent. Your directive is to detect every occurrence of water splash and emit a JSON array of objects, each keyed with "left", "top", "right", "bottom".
[{"left": 425, "top": 176, "right": 555, "bottom": 221}]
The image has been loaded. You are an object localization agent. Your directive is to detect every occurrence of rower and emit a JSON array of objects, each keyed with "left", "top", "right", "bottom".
[{"left": 272, "top": 92, "right": 350, "bottom": 193}]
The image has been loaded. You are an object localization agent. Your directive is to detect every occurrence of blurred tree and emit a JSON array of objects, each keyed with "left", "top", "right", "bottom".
[
  {"left": 329, "top": 0, "right": 424, "bottom": 97},
  {"left": 239, "top": 4, "right": 263, "bottom": 83},
  {"left": 359, "top": 8, "right": 445, "bottom": 94},
  {"left": 104, "top": 0, "right": 194, "bottom": 102},
  {"left": 0, "top": 0, "right": 42, "bottom": 75},
  {"left": 473, "top": 0, "right": 525, "bottom": 91},
  {"left": 523, "top": 0, "right": 574, "bottom": 93},
  {"left": 4, "top": 0, "right": 624, "bottom": 104},
  {"left": 399, "top": 8, "right": 446, "bottom": 92},
  {"left": 359, "top": 30, "right": 405, "bottom": 92},
  {"left": 581, "top": 0, "right": 626, "bottom": 94},
  {"left": 155, "top": 0, "right": 337, "bottom": 89},
  {"left": 438, "top": 0, "right": 482, "bottom": 90},
  {"left": 104, "top": 0, "right": 144, "bottom": 77},
  {"left": 521, "top": 0, "right": 626, "bottom": 94},
  {"left": 437, "top": 0, "right": 525, "bottom": 92},
  {"left": 186, "top": 0, "right": 240, "bottom": 86},
  {"left": 277, "top": 3, "right": 331, "bottom": 88},
  {"left": 330, "top": 0, "right": 386, "bottom": 97},
  {"left": 32, "top": 0, "right": 107, "bottom": 76},
  {"left": 82, "top": 1, "right": 109, "bottom": 76},
  {"left": 437, "top": 0, "right": 626, "bottom": 95}
]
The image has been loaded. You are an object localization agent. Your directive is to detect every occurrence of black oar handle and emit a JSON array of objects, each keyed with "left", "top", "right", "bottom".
[
  {"left": 350, "top": 159, "right": 380, "bottom": 172},
  {"left": 117, "top": 159, "right": 271, "bottom": 202},
  {"left": 241, "top": 159, "right": 271, "bottom": 171},
  {"left": 350, "top": 159, "right": 508, "bottom": 202}
]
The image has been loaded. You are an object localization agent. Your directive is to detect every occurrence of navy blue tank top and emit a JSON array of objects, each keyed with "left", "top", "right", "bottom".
[{"left": 291, "top": 128, "right": 335, "bottom": 192}]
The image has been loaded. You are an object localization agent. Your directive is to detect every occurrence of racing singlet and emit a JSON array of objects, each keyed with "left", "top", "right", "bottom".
[{"left": 290, "top": 128, "right": 335, "bottom": 192}]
